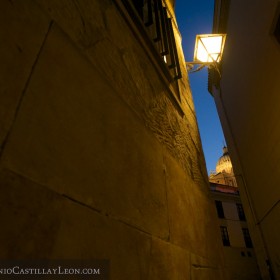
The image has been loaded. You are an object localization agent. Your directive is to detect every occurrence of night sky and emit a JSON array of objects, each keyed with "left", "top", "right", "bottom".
[{"left": 175, "top": 0, "right": 226, "bottom": 174}]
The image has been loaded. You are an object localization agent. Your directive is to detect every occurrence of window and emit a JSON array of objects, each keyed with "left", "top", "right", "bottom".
[
  {"left": 125, "top": 0, "right": 182, "bottom": 80},
  {"left": 220, "top": 226, "right": 230, "bottom": 246},
  {"left": 215, "top": 200, "right": 225, "bottom": 218},
  {"left": 242, "top": 228, "right": 253, "bottom": 248},
  {"left": 236, "top": 203, "right": 246, "bottom": 221}
]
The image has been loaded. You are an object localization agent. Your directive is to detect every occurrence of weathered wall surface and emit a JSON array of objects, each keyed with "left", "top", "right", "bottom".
[{"left": 0, "top": 0, "right": 226, "bottom": 278}]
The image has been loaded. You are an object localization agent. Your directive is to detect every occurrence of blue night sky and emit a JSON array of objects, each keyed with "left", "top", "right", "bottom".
[{"left": 175, "top": 0, "right": 226, "bottom": 174}]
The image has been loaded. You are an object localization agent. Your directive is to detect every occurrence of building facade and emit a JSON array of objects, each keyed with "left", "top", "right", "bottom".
[
  {"left": 210, "top": 147, "right": 261, "bottom": 280},
  {"left": 209, "top": 0, "right": 280, "bottom": 279},
  {"left": 0, "top": 0, "right": 227, "bottom": 279},
  {"left": 209, "top": 146, "right": 237, "bottom": 187}
]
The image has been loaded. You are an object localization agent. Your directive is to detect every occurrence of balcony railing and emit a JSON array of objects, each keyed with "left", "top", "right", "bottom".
[{"left": 123, "top": 0, "right": 182, "bottom": 80}]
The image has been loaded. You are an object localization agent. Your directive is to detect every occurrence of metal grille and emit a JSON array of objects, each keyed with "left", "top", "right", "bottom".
[
  {"left": 130, "top": 0, "right": 182, "bottom": 80},
  {"left": 242, "top": 228, "right": 253, "bottom": 248},
  {"left": 220, "top": 226, "right": 230, "bottom": 246},
  {"left": 236, "top": 203, "right": 246, "bottom": 221}
]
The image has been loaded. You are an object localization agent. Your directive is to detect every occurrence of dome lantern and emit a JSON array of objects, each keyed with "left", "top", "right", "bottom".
[{"left": 216, "top": 146, "right": 233, "bottom": 174}]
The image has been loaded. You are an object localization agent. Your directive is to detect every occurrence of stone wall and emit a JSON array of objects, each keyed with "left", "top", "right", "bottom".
[{"left": 0, "top": 0, "right": 226, "bottom": 279}]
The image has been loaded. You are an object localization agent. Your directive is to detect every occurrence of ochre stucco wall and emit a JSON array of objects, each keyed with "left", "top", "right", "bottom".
[{"left": 0, "top": 1, "right": 227, "bottom": 279}]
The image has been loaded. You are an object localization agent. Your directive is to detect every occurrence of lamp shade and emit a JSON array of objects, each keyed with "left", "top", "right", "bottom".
[{"left": 193, "top": 34, "right": 226, "bottom": 63}]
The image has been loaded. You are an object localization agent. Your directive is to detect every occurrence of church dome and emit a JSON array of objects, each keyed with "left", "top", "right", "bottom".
[{"left": 216, "top": 146, "right": 233, "bottom": 174}]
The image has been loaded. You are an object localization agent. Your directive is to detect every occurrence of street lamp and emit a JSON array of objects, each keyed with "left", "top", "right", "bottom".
[{"left": 186, "top": 34, "right": 226, "bottom": 75}]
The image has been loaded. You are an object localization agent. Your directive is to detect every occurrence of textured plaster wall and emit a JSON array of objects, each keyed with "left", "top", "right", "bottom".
[
  {"left": 223, "top": 247, "right": 261, "bottom": 280},
  {"left": 213, "top": 0, "right": 280, "bottom": 278},
  {"left": 0, "top": 0, "right": 226, "bottom": 279}
]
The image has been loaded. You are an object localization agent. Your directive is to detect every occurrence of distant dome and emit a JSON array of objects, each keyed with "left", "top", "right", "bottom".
[{"left": 216, "top": 146, "right": 233, "bottom": 174}]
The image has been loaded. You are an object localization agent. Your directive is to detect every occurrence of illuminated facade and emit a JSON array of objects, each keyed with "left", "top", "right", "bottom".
[
  {"left": 209, "top": 1, "right": 280, "bottom": 278},
  {"left": 210, "top": 147, "right": 261, "bottom": 280},
  {"left": 209, "top": 146, "right": 237, "bottom": 187}
]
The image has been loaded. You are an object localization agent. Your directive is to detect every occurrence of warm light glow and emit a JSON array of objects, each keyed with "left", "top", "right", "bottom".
[{"left": 194, "top": 34, "right": 226, "bottom": 63}]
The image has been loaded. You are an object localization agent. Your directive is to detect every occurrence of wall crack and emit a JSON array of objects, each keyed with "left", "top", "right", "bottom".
[{"left": 0, "top": 20, "right": 54, "bottom": 158}]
